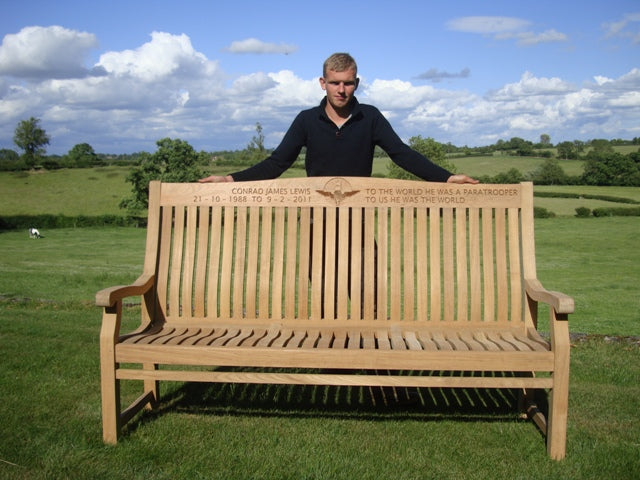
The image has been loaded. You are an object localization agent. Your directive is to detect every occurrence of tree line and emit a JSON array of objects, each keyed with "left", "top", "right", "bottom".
[{"left": 2, "top": 118, "right": 640, "bottom": 194}]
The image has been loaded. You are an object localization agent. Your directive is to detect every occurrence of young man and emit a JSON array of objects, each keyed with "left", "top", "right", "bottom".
[{"left": 200, "top": 52, "right": 478, "bottom": 185}]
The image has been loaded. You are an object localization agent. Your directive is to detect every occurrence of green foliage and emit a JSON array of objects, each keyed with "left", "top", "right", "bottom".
[
  {"left": 556, "top": 141, "right": 580, "bottom": 160},
  {"left": 120, "top": 138, "right": 205, "bottom": 213},
  {"left": 533, "top": 206, "right": 556, "bottom": 218},
  {"left": 575, "top": 207, "right": 591, "bottom": 218},
  {"left": 387, "top": 136, "right": 455, "bottom": 180},
  {"left": 0, "top": 213, "right": 144, "bottom": 230},
  {"left": 581, "top": 151, "right": 640, "bottom": 186},
  {"left": 68, "top": 143, "right": 102, "bottom": 168},
  {"left": 530, "top": 158, "right": 569, "bottom": 185},
  {"left": 534, "top": 191, "right": 640, "bottom": 204},
  {"left": 13, "top": 117, "right": 50, "bottom": 168},
  {"left": 0, "top": 148, "right": 25, "bottom": 171},
  {"left": 477, "top": 168, "right": 526, "bottom": 184},
  {"left": 0, "top": 148, "right": 19, "bottom": 162},
  {"left": 592, "top": 206, "right": 640, "bottom": 217}
]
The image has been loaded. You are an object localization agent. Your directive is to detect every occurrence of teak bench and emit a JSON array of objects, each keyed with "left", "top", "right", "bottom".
[{"left": 97, "top": 177, "right": 574, "bottom": 459}]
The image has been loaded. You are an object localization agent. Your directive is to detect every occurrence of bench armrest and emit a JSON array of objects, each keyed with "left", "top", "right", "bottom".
[
  {"left": 96, "top": 273, "right": 155, "bottom": 307},
  {"left": 525, "top": 278, "right": 574, "bottom": 315}
]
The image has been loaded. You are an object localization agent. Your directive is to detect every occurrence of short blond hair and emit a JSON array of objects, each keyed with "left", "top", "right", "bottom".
[{"left": 323, "top": 53, "right": 357, "bottom": 77}]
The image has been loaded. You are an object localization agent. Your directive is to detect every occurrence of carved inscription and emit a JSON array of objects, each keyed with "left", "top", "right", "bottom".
[
  {"left": 188, "top": 179, "right": 520, "bottom": 208},
  {"left": 193, "top": 186, "right": 313, "bottom": 205},
  {"left": 364, "top": 186, "right": 520, "bottom": 205}
]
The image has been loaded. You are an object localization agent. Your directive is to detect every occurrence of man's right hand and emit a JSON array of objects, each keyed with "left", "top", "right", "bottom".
[{"left": 198, "top": 175, "right": 234, "bottom": 183}]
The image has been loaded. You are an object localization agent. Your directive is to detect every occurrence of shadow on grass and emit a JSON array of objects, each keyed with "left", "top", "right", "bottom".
[{"left": 123, "top": 369, "right": 549, "bottom": 436}]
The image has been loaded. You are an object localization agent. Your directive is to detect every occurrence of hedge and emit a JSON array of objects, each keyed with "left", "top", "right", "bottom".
[
  {"left": 0, "top": 214, "right": 146, "bottom": 230},
  {"left": 534, "top": 191, "right": 640, "bottom": 204}
]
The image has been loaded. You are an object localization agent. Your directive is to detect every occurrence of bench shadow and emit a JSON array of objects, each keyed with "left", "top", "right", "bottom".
[{"left": 124, "top": 369, "right": 549, "bottom": 436}]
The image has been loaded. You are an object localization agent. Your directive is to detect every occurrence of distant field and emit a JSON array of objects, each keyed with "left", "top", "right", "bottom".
[
  {"left": 371, "top": 155, "right": 585, "bottom": 178},
  {"left": 450, "top": 155, "right": 585, "bottom": 177},
  {"left": 0, "top": 167, "right": 131, "bottom": 216}
]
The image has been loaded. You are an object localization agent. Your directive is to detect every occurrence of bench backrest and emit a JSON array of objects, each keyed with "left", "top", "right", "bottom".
[{"left": 143, "top": 178, "right": 536, "bottom": 328}]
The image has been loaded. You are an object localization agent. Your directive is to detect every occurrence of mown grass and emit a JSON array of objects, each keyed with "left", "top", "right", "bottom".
[{"left": 0, "top": 299, "right": 637, "bottom": 479}]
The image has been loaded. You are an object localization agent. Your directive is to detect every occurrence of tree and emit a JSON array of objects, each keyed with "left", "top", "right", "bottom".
[
  {"left": 13, "top": 117, "right": 50, "bottom": 168},
  {"left": 120, "top": 138, "right": 205, "bottom": 213},
  {"left": 67, "top": 143, "right": 100, "bottom": 168},
  {"left": 582, "top": 151, "right": 640, "bottom": 186},
  {"left": 247, "top": 122, "right": 265, "bottom": 153},
  {"left": 508, "top": 137, "right": 534, "bottom": 156},
  {"left": 387, "top": 136, "right": 455, "bottom": 180},
  {"left": 556, "top": 141, "right": 578, "bottom": 160},
  {"left": 540, "top": 134, "right": 551, "bottom": 146},
  {"left": 589, "top": 139, "right": 614, "bottom": 155},
  {"left": 530, "top": 158, "right": 568, "bottom": 185},
  {"left": 0, "top": 148, "right": 19, "bottom": 163}
]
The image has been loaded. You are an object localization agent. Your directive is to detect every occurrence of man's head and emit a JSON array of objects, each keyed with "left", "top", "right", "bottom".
[
  {"left": 322, "top": 52, "right": 357, "bottom": 77},
  {"left": 320, "top": 53, "right": 359, "bottom": 113}
]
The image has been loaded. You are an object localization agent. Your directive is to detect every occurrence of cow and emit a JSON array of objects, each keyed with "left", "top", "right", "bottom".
[{"left": 29, "top": 228, "right": 42, "bottom": 239}]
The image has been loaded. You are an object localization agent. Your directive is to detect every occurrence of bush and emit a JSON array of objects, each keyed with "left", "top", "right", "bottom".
[
  {"left": 534, "top": 207, "right": 556, "bottom": 218},
  {"left": 575, "top": 207, "right": 591, "bottom": 218},
  {"left": 592, "top": 207, "right": 640, "bottom": 217}
]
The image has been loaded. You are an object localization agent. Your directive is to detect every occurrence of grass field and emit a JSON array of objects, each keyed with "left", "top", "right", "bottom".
[
  {"left": 0, "top": 221, "right": 638, "bottom": 479},
  {"left": 1, "top": 160, "right": 639, "bottom": 218},
  {"left": 0, "top": 162, "right": 638, "bottom": 479}
]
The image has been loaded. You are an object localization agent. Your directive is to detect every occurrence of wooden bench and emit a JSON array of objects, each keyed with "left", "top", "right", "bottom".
[{"left": 97, "top": 177, "right": 574, "bottom": 459}]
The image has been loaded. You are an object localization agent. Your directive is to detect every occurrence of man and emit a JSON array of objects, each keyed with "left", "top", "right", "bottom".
[{"left": 200, "top": 52, "right": 478, "bottom": 185}]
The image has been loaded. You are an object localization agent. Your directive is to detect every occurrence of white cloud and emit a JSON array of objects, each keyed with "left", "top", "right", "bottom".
[
  {"left": 224, "top": 38, "right": 298, "bottom": 55},
  {"left": 97, "top": 31, "right": 219, "bottom": 82},
  {"left": 487, "top": 72, "right": 575, "bottom": 100},
  {"left": 496, "top": 29, "right": 568, "bottom": 46},
  {"left": 364, "top": 79, "right": 441, "bottom": 110},
  {"left": 609, "top": 91, "right": 640, "bottom": 107},
  {"left": 448, "top": 16, "right": 568, "bottom": 47},
  {"left": 447, "top": 16, "right": 529, "bottom": 34},
  {"left": 0, "top": 25, "right": 98, "bottom": 79},
  {"left": 0, "top": 26, "right": 639, "bottom": 154},
  {"left": 603, "top": 12, "right": 640, "bottom": 43}
]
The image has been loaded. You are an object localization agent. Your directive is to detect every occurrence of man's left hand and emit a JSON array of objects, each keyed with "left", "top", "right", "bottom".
[{"left": 447, "top": 174, "right": 479, "bottom": 184}]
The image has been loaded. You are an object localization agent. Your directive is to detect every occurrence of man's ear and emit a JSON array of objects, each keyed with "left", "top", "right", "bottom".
[
  {"left": 355, "top": 77, "right": 360, "bottom": 91},
  {"left": 319, "top": 76, "right": 327, "bottom": 91}
]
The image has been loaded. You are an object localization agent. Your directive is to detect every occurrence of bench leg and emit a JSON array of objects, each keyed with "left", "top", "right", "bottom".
[
  {"left": 100, "top": 359, "right": 121, "bottom": 444},
  {"left": 547, "top": 368, "right": 569, "bottom": 459},
  {"left": 143, "top": 363, "right": 160, "bottom": 409},
  {"left": 547, "top": 313, "right": 570, "bottom": 460},
  {"left": 100, "top": 307, "right": 121, "bottom": 444}
]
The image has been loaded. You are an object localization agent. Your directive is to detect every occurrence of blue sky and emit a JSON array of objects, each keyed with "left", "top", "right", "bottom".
[{"left": 1, "top": 0, "right": 639, "bottom": 154}]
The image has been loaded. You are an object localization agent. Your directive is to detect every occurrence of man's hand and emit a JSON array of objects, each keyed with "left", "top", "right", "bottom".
[
  {"left": 447, "top": 174, "right": 479, "bottom": 184},
  {"left": 198, "top": 175, "right": 234, "bottom": 183}
]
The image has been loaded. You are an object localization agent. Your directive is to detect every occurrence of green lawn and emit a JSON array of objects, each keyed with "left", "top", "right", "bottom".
[{"left": 0, "top": 299, "right": 637, "bottom": 479}]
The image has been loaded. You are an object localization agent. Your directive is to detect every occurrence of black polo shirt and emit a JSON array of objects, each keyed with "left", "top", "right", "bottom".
[{"left": 231, "top": 97, "right": 451, "bottom": 182}]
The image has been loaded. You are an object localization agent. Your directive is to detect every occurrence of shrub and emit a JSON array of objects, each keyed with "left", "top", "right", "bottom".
[
  {"left": 534, "top": 207, "right": 556, "bottom": 218},
  {"left": 575, "top": 207, "right": 591, "bottom": 218},
  {"left": 592, "top": 207, "right": 640, "bottom": 217}
]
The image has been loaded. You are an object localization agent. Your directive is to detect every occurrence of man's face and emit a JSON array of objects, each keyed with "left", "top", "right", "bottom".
[{"left": 320, "top": 68, "right": 359, "bottom": 111}]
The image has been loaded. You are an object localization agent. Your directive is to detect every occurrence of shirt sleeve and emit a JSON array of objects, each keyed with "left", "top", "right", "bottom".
[
  {"left": 372, "top": 109, "right": 452, "bottom": 182},
  {"left": 230, "top": 112, "right": 306, "bottom": 182}
]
